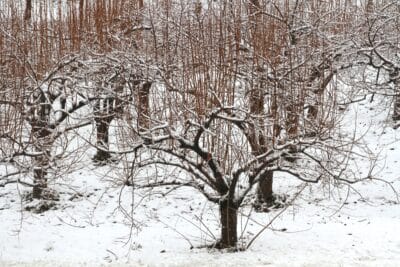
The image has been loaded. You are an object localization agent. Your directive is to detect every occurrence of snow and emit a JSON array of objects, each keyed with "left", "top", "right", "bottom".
[{"left": 1, "top": 96, "right": 400, "bottom": 267}]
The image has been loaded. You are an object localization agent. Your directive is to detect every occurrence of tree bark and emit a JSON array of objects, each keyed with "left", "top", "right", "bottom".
[
  {"left": 393, "top": 94, "right": 400, "bottom": 121},
  {"left": 137, "top": 82, "right": 151, "bottom": 131},
  {"left": 31, "top": 93, "right": 52, "bottom": 199},
  {"left": 306, "top": 72, "right": 334, "bottom": 136},
  {"left": 32, "top": 157, "right": 48, "bottom": 199},
  {"left": 79, "top": 0, "right": 84, "bottom": 31},
  {"left": 247, "top": 78, "right": 275, "bottom": 205},
  {"left": 392, "top": 73, "right": 400, "bottom": 121},
  {"left": 93, "top": 98, "right": 114, "bottom": 163},
  {"left": 24, "top": 0, "right": 32, "bottom": 22},
  {"left": 256, "top": 170, "right": 274, "bottom": 205},
  {"left": 31, "top": 129, "right": 52, "bottom": 199},
  {"left": 246, "top": 0, "right": 275, "bottom": 206},
  {"left": 217, "top": 199, "right": 238, "bottom": 249},
  {"left": 94, "top": 116, "right": 113, "bottom": 162}
]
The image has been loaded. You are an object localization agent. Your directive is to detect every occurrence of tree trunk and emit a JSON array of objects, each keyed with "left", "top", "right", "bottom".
[
  {"left": 93, "top": 98, "right": 114, "bottom": 163},
  {"left": 31, "top": 92, "right": 52, "bottom": 199},
  {"left": 31, "top": 129, "right": 52, "bottom": 199},
  {"left": 306, "top": 72, "right": 333, "bottom": 136},
  {"left": 79, "top": 0, "right": 84, "bottom": 30},
  {"left": 247, "top": 83, "right": 274, "bottom": 206},
  {"left": 256, "top": 170, "right": 274, "bottom": 205},
  {"left": 94, "top": 118, "right": 112, "bottom": 162},
  {"left": 392, "top": 76, "right": 400, "bottom": 121},
  {"left": 306, "top": 104, "right": 318, "bottom": 137},
  {"left": 137, "top": 82, "right": 151, "bottom": 131},
  {"left": 24, "top": 0, "right": 32, "bottom": 22},
  {"left": 246, "top": 0, "right": 275, "bottom": 207},
  {"left": 393, "top": 95, "right": 400, "bottom": 121},
  {"left": 392, "top": 78, "right": 400, "bottom": 121},
  {"left": 32, "top": 161, "right": 48, "bottom": 199},
  {"left": 217, "top": 199, "right": 238, "bottom": 249}
]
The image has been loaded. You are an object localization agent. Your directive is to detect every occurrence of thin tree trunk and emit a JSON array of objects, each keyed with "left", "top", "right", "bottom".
[{"left": 217, "top": 199, "right": 238, "bottom": 249}]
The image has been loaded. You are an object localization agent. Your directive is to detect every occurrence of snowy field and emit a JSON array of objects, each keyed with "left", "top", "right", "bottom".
[{"left": 1, "top": 97, "right": 400, "bottom": 267}]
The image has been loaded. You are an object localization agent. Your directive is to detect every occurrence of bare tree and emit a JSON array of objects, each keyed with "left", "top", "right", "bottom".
[
  {"left": 232, "top": 0, "right": 353, "bottom": 209},
  {"left": 0, "top": 0, "right": 386, "bottom": 250},
  {"left": 115, "top": 0, "right": 372, "bottom": 249},
  {"left": 357, "top": 1, "right": 400, "bottom": 121},
  {"left": 86, "top": 0, "right": 153, "bottom": 164},
  {"left": 0, "top": 0, "right": 148, "bottom": 198}
]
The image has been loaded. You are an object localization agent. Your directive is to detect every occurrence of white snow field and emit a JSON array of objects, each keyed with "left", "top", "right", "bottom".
[{"left": 1, "top": 97, "right": 400, "bottom": 267}]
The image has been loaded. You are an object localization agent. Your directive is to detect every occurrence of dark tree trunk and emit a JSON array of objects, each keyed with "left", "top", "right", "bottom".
[
  {"left": 248, "top": 85, "right": 274, "bottom": 206},
  {"left": 306, "top": 72, "right": 333, "bottom": 136},
  {"left": 30, "top": 93, "right": 52, "bottom": 199},
  {"left": 31, "top": 129, "right": 52, "bottom": 199},
  {"left": 93, "top": 78, "right": 127, "bottom": 164},
  {"left": 93, "top": 98, "right": 114, "bottom": 163},
  {"left": 24, "top": 0, "right": 32, "bottom": 21},
  {"left": 32, "top": 163, "right": 48, "bottom": 199},
  {"left": 137, "top": 82, "right": 151, "bottom": 131},
  {"left": 217, "top": 199, "right": 238, "bottom": 249},
  {"left": 393, "top": 95, "right": 400, "bottom": 121},
  {"left": 387, "top": 68, "right": 400, "bottom": 120},
  {"left": 79, "top": 0, "right": 84, "bottom": 29},
  {"left": 256, "top": 170, "right": 274, "bottom": 205},
  {"left": 285, "top": 104, "right": 299, "bottom": 140},
  {"left": 246, "top": 0, "right": 275, "bottom": 208},
  {"left": 93, "top": 116, "right": 113, "bottom": 163},
  {"left": 392, "top": 77, "right": 400, "bottom": 121}
]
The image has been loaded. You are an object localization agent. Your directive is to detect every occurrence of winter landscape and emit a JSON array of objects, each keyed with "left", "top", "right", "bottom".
[{"left": 1, "top": 1, "right": 400, "bottom": 266}]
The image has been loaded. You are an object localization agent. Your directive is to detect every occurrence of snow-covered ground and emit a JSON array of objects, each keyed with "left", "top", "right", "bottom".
[{"left": 1, "top": 97, "right": 400, "bottom": 267}]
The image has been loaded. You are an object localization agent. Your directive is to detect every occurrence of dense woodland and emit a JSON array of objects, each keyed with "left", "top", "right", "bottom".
[{"left": 0, "top": 0, "right": 399, "bottom": 249}]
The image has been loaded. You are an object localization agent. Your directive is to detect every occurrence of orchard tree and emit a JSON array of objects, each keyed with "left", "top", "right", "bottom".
[
  {"left": 0, "top": 0, "right": 149, "bottom": 199},
  {"left": 117, "top": 0, "right": 373, "bottom": 248},
  {"left": 357, "top": 0, "right": 400, "bottom": 121}
]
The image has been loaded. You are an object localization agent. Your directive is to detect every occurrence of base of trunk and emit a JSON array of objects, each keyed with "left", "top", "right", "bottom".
[
  {"left": 32, "top": 185, "right": 46, "bottom": 199},
  {"left": 92, "top": 150, "right": 112, "bottom": 165},
  {"left": 208, "top": 241, "right": 241, "bottom": 251},
  {"left": 254, "top": 171, "right": 286, "bottom": 212},
  {"left": 393, "top": 114, "right": 400, "bottom": 121},
  {"left": 94, "top": 117, "right": 113, "bottom": 165},
  {"left": 283, "top": 144, "right": 299, "bottom": 163},
  {"left": 31, "top": 186, "right": 59, "bottom": 201},
  {"left": 253, "top": 193, "right": 288, "bottom": 212},
  {"left": 33, "top": 168, "right": 48, "bottom": 199},
  {"left": 255, "top": 170, "right": 273, "bottom": 203},
  {"left": 219, "top": 200, "right": 238, "bottom": 249}
]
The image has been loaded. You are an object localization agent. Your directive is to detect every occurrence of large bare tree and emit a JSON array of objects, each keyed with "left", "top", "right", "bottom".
[{"left": 115, "top": 0, "right": 372, "bottom": 248}]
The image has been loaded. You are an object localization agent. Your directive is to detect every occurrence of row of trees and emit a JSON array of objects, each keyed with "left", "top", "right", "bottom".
[{"left": 1, "top": 0, "right": 399, "bottom": 248}]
